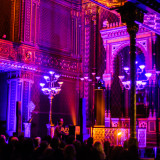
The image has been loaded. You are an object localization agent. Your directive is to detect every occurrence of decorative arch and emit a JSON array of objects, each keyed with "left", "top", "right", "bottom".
[
  {"left": 111, "top": 40, "right": 150, "bottom": 74},
  {"left": 110, "top": 44, "right": 147, "bottom": 118}
]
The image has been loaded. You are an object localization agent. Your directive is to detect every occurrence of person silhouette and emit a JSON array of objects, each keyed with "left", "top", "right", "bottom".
[{"left": 54, "top": 118, "right": 66, "bottom": 140}]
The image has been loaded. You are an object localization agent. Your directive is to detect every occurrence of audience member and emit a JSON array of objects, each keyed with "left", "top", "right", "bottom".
[
  {"left": 94, "top": 141, "right": 106, "bottom": 160},
  {"left": 64, "top": 144, "right": 76, "bottom": 160},
  {"left": 0, "top": 133, "right": 144, "bottom": 160},
  {"left": 104, "top": 141, "right": 111, "bottom": 160}
]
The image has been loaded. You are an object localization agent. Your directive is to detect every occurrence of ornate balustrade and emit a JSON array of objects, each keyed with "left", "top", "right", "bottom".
[
  {"left": 90, "top": 117, "right": 160, "bottom": 147},
  {"left": 92, "top": 126, "right": 130, "bottom": 146}
]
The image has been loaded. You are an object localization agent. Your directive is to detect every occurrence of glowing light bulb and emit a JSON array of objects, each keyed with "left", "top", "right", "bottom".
[
  {"left": 118, "top": 76, "right": 124, "bottom": 81},
  {"left": 139, "top": 65, "right": 145, "bottom": 70},
  {"left": 49, "top": 71, "right": 55, "bottom": 75},
  {"left": 145, "top": 73, "right": 152, "bottom": 79},
  {"left": 55, "top": 75, "right": 60, "bottom": 79},
  {"left": 58, "top": 82, "right": 63, "bottom": 85},
  {"left": 44, "top": 76, "right": 49, "bottom": 80},
  {"left": 40, "top": 83, "right": 45, "bottom": 87},
  {"left": 80, "top": 78, "right": 84, "bottom": 81},
  {"left": 117, "top": 132, "right": 122, "bottom": 136},
  {"left": 96, "top": 76, "right": 100, "bottom": 80},
  {"left": 124, "top": 67, "right": 129, "bottom": 71},
  {"left": 84, "top": 76, "right": 88, "bottom": 80}
]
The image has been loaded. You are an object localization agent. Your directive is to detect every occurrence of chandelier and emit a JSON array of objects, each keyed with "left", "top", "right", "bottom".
[
  {"left": 40, "top": 71, "right": 63, "bottom": 98},
  {"left": 118, "top": 63, "right": 152, "bottom": 90},
  {"left": 40, "top": 71, "right": 63, "bottom": 127}
]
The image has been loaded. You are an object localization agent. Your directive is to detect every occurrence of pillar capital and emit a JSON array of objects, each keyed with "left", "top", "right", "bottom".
[
  {"left": 103, "top": 73, "right": 111, "bottom": 88},
  {"left": 127, "top": 24, "right": 139, "bottom": 35},
  {"left": 119, "top": 2, "right": 144, "bottom": 27}
]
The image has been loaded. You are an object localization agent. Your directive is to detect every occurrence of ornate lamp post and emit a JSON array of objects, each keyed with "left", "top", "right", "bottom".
[
  {"left": 40, "top": 71, "right": 63, "bottom": 137},
  {"left": 118, "top": 2, "right": 144, "bottom": 145}
]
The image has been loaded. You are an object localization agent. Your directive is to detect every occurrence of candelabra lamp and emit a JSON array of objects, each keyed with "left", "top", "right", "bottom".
[
  {"left": 119, "top": 64, "right": 152, "bottom": 90},
  {"left": 40, "top": 71, "right": 63, "bottom": 137}
]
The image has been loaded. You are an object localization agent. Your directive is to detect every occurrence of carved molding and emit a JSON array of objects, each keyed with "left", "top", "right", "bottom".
[
  {"left": 33, "top": 0, "right": 40, "bottom": 5},
  {"left": 51, "top": 0, "right": 81, "bottom": 10},
  {"left": 10, "top": 0, "right": 21, "bottom": 42},
  {"left": 83, "top": 1, "right": 97, "bottom": 15},
  {"left": 137, "top": 39, "right": 148, "bottom": 52},
  {"left": 100, "top": 25, "right": 149, "bottom": 40},
  {"left": 24, "top": 0, "right": 31, "bottom": 43},
  {"left": 144, "top": 14, "right": 160, "bottom": 31},
  {"left": 0, "top": 40, "right": 81, "bottom": 77},
  {"left": 7, "top": 70, "right": 34, "bottom": 83},
  {"left": 139, "top": 121, "right": 148, "bottom": 131},
  {"left": 100, "top": 25, "right": 154, "bottom": 74}
]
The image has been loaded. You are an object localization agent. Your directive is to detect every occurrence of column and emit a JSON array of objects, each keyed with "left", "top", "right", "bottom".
[
  {"left": 107, "top": 84, "right": 111, "bottom": 118},
  {"left": 153, "top": 68, "right": 157, "bottom": 118},
  {"left": 144, "top": 87, "right": 149, "bottom": 117},
  {"left": 46, "top": 95, "right": 54, "bottom": 138},
  {"left": 7, "top": 77, "right": 21, "bottom": 136},
  {"left": 155, "top": 73, "right": 160, "bottom": 147},
  {"left": 91, "top": 9, "right": 97, "bottom": 126},
  {"left": 92, "top": 72, "right": 96, "bottom": 126},
  {"left": 148, "top": 79, "right": 153, "bottom": 117},
  {"left": 83, "top": 14, "right": 91, "bottom": 123},
  {"left": 128, "top": 21, "right": 138, "bottom": 142},
  {"left": 10, "top": 0, "right": 21, "bottom": 42},
  {"left": 103, "top": 73, "right": 111, "bottom": 127},
  {"left": 7, "top": 71, "right": 34, "bottom": 137},
  {"left": 124, "top": 89, "right": 129, "bottom": 118},
  {"left": 121, "top": 88, "right": 125, "bottom": 117},
  {"left": 23, "top": 0, "right": 40, "bottom": 45},
  {"left": 119, "top": 2, "right": 144, "bottom": 144},
  {"left": 82, "top": 2, "right": 98, "bottom": 125}
]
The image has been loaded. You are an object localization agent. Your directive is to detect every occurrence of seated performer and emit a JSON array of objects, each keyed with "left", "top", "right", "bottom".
[{"left": 54, "top": 118, "right": 66, "bottom": 140}]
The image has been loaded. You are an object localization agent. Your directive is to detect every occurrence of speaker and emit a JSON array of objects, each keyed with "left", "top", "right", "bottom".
[
  {"left": 69, "top": 125, "right": 75, "bottom": 136},
  {"left": 95, "top": 89, "right": 105, "bottom": 125},
  {"left": 79, "top": 98, "right": 87, "bottom": 142},
  {"left": 16, "top": 101, "right": 22, "bottom": 136}
]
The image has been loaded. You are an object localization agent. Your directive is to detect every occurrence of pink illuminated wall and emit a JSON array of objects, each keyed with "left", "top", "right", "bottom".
[
  {"left": 0, "top": 0, "right": 81, "bottom": 138},
  {"left": 39, "top": 0, "right": 71, "bottom": 53}
]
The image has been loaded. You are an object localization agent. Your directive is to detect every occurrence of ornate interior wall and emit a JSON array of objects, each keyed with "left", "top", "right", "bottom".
[{"left": 0, "top": 0, "right": 82, "bottom": 137}]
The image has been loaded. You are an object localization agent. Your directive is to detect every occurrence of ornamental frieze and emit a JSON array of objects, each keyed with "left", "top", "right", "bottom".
[
  {"left": 7, "top": 70, "right": 34, "bottom": 82},
  {"left": 100, "top": 25, "right": 149, "bottom": 40},
  {"left": 0, "top": 39, "right": 80, "bottom": 74}
]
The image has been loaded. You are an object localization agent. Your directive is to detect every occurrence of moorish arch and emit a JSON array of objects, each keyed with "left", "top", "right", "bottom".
[
  {"left": 112, "top": 41, "right": 152, "bottom": 72},
  {"left": 101, "top": 25, "right": 155, "bottom": 87},
  {"left": 111, "top": 45, "right": 146, "bottom": 118},
  {"left": 101, "top": 24, "right": 156, "bottom": 122}
]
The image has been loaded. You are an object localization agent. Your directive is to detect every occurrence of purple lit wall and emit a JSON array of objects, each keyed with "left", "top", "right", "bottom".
[
  {"left": 39, "top": 0, "right": 71, "bottom": 53},
  {"left": 0, "top": 73, "right": 8, "bottom": 122},
  {"left": 111, "top": 54, "right": 123, "bottom": 118}
]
